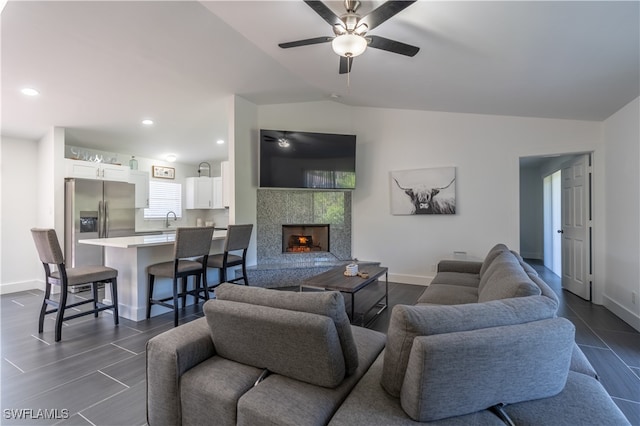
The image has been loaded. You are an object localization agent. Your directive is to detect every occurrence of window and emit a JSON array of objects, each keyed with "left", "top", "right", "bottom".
[
  {"left": 144, "top": 181, "right": 182, "bottom": 219},
  {"left": 304, "top": 170, "right": 356, "bottom": 189}
]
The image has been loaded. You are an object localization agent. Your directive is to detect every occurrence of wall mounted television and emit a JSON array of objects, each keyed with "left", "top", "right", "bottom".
[{"left": 259, "top": 129, "right": 356, "bottom": 189}]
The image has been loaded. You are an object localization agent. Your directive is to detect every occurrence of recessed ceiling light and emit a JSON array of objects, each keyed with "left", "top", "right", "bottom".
[
  {"left": 21, "top": 88, "right": 39, "bottom": 96},
  {"left": 166, "top": 154, "right": 177, "bottom": 162},
  {"left": 216, "top": 139, "right": 225, "bottom": 145},
  {"left": 142, "top": 119, "right": 154, "bottom": 126}
]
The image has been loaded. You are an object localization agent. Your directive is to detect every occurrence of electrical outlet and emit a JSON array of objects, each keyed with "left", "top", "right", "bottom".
[
  {"left": 633, "top": 292, "right": 637, "bottom": 305},
  {"left": 431, "top": 264, "right": 436, "bottom": 273}
]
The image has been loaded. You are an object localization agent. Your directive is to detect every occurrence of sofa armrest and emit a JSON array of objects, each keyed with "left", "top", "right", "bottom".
[
  {"left": 146, "top": 317, "right": 215, "bottom": 426},
  {"left": 437, "top": 260, "right": 482, "bottom": 274}
]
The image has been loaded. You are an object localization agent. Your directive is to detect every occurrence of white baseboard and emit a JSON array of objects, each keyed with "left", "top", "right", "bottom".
[
  {"left": 387, "top": 273, "right": 433, "bottom": 287},
  {"left": 520, "top": 252, "right": 542, "bottom": 260},
  {"left": 603, "top": 294, "right": 640, "bottom": 332},
  {"left": 0, "top": 279, "right": 45, "bottom": 295}
]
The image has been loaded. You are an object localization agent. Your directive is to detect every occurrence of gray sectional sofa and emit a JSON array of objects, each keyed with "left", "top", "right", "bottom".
[{"left": 146, "top": 244, "right": 629, "bottom": 425}]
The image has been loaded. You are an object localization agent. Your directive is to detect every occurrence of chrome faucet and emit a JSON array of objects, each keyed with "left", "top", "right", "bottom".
[{"left": 165, "top": 211, "right": 177, "bottom": 228}]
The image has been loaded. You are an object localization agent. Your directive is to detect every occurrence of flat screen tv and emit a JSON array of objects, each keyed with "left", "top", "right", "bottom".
[{"left": 259, "top": 129, "right": 356, "bottom": 189}]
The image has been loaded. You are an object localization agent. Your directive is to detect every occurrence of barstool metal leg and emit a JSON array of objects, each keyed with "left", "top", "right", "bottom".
[
  {"left": 111, "top": 278, "right": 119, "bottom": 325},
  {"left": 39, "top": 282, "right": 51, "bottom": 333},
  {"left": 92, "top": 282, "right": 99, "bottom": 318},
  {"left": 172, "top": 277, "right": 179, "bottom": 327},
  {"left": 147, "top": 274, "right": 155, "bottom": 319},
  {"left": 181, "top": 277, "right": 188, "bottom": 309},
  {"left": 55, "top": 287, "right": 68, "bottom": 342}
]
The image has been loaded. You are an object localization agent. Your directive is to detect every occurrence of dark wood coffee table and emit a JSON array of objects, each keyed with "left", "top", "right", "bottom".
[{"left": 301, "top": 264, "right": 389, "bottom": 327}]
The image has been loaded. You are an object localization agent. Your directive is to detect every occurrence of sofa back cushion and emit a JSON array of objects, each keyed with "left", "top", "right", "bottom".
[
  {"left": 381, "top": 297, "right": 558, "bottom": 397},
  {"left": 214, "top": 283, "right": 359, "bottom": 375},
  {"left": 204, "top": 299, "right": 346, "bottom": 388},
  {"left": 479, "top": 243, "right": 509, "bottom": 279},
  {"left": 478, "top": 251, "right": 541, "bottom": 302},
  {"left": 400, "top": 318, "right": 575, "bottom": 422},
  {"left": 510, "top": 250, "right": 539, "bottom": 276}
]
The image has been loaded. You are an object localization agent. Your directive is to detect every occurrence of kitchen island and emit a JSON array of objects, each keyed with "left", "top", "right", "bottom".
[{"left": 79, "top": 230, "right": 227, "bottom": 321}]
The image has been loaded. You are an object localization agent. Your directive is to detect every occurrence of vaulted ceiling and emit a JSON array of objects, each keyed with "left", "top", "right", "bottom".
[{"left": 2, "top": 1, "right": 638, "bottom": 164}]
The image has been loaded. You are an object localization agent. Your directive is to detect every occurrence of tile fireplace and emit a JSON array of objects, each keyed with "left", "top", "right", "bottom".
[{"left": 256, "top": 189, "right": 351, "bottom": 264}]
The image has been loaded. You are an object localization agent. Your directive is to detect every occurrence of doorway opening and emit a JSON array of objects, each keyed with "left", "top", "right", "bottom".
[
  {"left": 519, "top": 152, "right": 593, "bottom": 301},
  {"left": 543, "top": 170, "right": 562, "bottom": 276}
]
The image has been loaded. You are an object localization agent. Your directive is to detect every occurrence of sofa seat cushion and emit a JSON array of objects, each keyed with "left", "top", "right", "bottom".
[
  {"left": 237, "top": 325, "right": 386, "bottom": 426},
  {"left": 417, "top": 284, "right": 478, "bottom": 305},
  {"left": 214, "top": 283, "right": 359, "bottom": 375},
  {"left": 429, "top": 272, "right": 480, "bottom": 288},
  {"left": 570, "top": 343, "right": 598, "bottom": 379},
  {"left": 180, "top": 356, "right": 263, "bottom": 426},
  {"left": 328, "top": 352, "right": 505, "bottom": 426},
  {"left": 504, "top": 371, "right": 630, "bottom": 425},
  {"left": 478, "top": 251, "right": 541, "bottom": 302},
  {"left": 381, "top": 297, "right": 559, "bottom": 397},
  {"left": 400, "top": 318, "right": 575, "bottom": 422},
  {"left": 204, "top": 299, "right": 346, "bottom": 388}
]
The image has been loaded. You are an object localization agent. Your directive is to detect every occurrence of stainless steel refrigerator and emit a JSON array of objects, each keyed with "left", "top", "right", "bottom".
[{"left": 65, "top": 178, "right": 135, "bottom": 267}]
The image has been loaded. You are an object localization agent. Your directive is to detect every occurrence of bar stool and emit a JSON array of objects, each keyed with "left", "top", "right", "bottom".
[
  {"left": 30, "top": 228, "right": 119, "bottom": 342},
  {"left": 203, "top": 224, "right": 253, "bottom": 292},
  {"left": 147, "top": 226, "right": 214, "bottom": 327}
]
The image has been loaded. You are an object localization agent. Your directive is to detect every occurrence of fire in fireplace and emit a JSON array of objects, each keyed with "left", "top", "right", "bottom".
[{"left": 282, "top": 224, "right": 330, "bottom": 253}]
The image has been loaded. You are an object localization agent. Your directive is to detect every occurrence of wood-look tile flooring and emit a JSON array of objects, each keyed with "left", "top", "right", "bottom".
[{"left": 1, "top": 263, "right": 638, "bottom": 425}]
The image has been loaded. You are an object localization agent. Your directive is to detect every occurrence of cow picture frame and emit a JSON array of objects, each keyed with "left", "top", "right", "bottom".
[{"left": 390, "top": 167, "right": 456, "bottom": 215}]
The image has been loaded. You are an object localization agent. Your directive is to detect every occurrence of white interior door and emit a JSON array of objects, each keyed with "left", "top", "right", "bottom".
[
  {"left": 543, "top": 170, "right": 562, "bottom": 276},
  {"left": 561, "top": 154, "right": 592, "bottom": 300}
]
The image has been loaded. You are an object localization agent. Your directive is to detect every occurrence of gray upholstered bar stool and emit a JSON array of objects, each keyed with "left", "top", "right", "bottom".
[
  {"left": 146, "top": 226, "right": 214, "bottom": 327},
  {"left": 30, "top": 228, "right": 119, "bottom": 342},
  {"left": 203, "top": 224, "right": 253, "bottom": 292}
]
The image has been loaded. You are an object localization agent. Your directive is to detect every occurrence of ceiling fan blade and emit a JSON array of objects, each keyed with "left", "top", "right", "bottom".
[
  {"left": 279, "top": 36, "right": 333, "bottom": 49},
  {"left": 303, "top": 1, "right": 343, "bottom": 27},
  {"left": 368, "top": 35, "right": 420, "bottom": 57},
  {"left": 359, "top": 1, "right": 417, "bottom": 31},
  {"left": 339, "top": 56, "right": 354, "bottom": 74}
]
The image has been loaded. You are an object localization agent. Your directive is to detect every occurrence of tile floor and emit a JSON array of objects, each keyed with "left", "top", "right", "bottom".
[{"left": 1, "top": 262, "right": 638, "bottom": 425}]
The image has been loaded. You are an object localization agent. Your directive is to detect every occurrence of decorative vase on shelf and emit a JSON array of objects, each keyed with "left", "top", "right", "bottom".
[{"left": 129, "top": 156, "right": 138, "bottom": 170}]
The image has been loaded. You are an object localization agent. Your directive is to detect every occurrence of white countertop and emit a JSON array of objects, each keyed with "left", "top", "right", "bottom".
[{"left": 79, "top": 230, "right": 227, "bottom": 249}]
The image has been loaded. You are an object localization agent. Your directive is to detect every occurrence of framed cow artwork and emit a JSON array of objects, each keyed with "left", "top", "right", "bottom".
[{"left": 390, "top": 167, "right": 456, "bottom": 215}]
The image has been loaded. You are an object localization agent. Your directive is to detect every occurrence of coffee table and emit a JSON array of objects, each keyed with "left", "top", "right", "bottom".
[{"left": 301, "top": 264, "right": 389, "bottom": 327}]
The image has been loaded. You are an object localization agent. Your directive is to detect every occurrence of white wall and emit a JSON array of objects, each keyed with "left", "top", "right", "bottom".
[
  {"left": 603, "top": 97, "right": 640, "bottom": 330},
  {"left": 230, "top": 95, "right": 259, "bottom": 266},
  {"left": 0, "top": 137, "right": 42, "bottom": 293},
  {"left": 248, "top": 103, "right": 607, "bottom": 295},
  {"left": 351, "top": 108, "right": 604, "bottom": 287}
]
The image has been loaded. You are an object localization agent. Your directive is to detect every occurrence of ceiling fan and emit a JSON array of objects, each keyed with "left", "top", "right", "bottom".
[{"left": 279, "top": 0, "right": 420, "bottom": 74}]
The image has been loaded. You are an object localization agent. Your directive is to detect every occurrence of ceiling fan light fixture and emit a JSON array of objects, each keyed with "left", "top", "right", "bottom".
[
  {"left": 332, "top": 33, "right": 367, "bottom": 58},
  {"left": 278, "top": 138, "right": 290, "bottom": 148}
]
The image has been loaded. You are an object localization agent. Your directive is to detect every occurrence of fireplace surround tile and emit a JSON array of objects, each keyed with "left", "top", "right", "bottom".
[{"left": 257, "top": 189, "right": 352, "bottom": 265}]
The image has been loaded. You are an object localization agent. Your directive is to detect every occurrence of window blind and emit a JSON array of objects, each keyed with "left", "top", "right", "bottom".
[{"left": 144, "top": 180, "right": 182, "bottom": 219}]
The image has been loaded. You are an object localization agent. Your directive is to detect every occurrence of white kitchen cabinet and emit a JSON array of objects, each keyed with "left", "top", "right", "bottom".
[
  {"left": 65, "top": 159, "right": 130, "bottom": 182},
  {"left": 129, "top": 170, "right": 149, "bottom": 208},
  {"left": 221, "top": 160, "right": 230, "bottom": 208},
  {"left": 186, "top": 177, "right": 214, "bottom": 209},
  {"left": 212, "top": 177, "right": 223, "bottom": 209}
]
